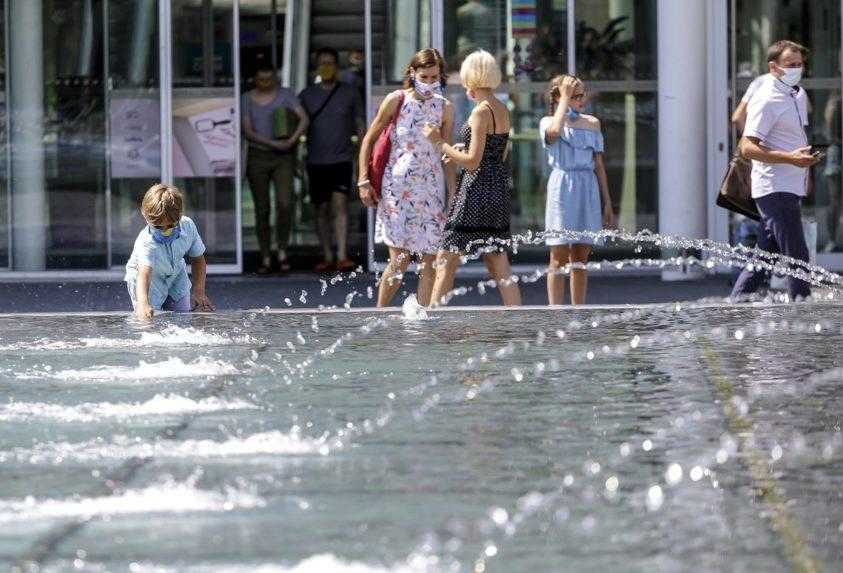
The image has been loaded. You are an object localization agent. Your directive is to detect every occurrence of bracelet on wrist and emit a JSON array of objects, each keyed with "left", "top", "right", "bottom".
[{"left": 357, "top": 179, "right": 370, "bottom": 188}]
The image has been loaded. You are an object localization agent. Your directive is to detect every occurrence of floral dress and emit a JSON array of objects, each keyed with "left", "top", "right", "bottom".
[{"left": 375, "top": 91, "right": 447, "bottom": 254}]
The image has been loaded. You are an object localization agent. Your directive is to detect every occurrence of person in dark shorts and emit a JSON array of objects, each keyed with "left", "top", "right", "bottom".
[{"left": 300, "top": 47, "right": 366, "bottom": 272}]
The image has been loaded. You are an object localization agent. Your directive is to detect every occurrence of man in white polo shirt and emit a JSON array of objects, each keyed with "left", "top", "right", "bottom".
[{"left": 731, "top": 40, "right": 821, "bottom": 300}]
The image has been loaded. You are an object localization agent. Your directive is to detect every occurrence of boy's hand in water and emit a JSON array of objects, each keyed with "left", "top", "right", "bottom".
[
  {"left": 191, "top": 291, "right": 215, "bottom": 312},
  {"left": 135, "top": 303, "right": 154, "bottom": 320}
]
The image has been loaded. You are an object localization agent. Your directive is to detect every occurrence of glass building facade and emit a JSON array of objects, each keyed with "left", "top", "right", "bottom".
[{"left": 0, "top": 1, "right": 841, "bottom": 274}]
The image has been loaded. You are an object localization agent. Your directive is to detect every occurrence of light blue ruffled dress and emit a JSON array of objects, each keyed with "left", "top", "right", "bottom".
[{"left": 539, "top": 115, "right": 604, "bottom": 246}]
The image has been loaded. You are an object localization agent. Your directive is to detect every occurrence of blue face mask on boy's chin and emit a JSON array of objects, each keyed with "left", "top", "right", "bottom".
[
  {"left": 566, "top": 107, "right": 581, "bottom": 120},
  {"left": 150, "top": 225, "right": 181, "bottom": 244}
]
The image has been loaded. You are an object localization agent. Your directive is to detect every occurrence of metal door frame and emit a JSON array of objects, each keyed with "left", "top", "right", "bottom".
[{"left": 2, "top": 0, "right": 10, "bottom": 269}]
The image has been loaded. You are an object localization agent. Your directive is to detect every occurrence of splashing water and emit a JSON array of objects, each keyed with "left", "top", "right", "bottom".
[
  {"left": 400, "top": 295, "right": 429, "bottom": 321},
  {"left": 2, "top": 225, "right": 843, "bottom": 571}
]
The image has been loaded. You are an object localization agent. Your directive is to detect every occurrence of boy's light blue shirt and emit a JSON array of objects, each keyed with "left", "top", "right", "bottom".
[{"left": 124, "top": 216, "right": 206, "bottom": 309}]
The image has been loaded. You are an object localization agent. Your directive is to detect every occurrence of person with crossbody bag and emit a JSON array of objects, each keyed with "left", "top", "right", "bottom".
[
  {"left": 731, "top": 40, "right": 821, "bottom": 301},
  {"left": 358, "top": 48, "right": 455, "bottom": 306},
  {"left": 299, "top": 47, "right": 366, "bottom": 273}
]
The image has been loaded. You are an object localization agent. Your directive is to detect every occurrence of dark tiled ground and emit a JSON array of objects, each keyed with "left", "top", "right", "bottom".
[{"left": 0, "top": 273, "right": 733, "bottom": 313}]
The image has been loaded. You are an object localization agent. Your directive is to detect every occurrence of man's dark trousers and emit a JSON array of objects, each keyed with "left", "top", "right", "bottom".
[{"left": 731, "top": 192, "right": 811, "bottom": 300}]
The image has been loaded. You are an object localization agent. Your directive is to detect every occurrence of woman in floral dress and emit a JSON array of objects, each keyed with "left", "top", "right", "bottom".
[{"left": 358, "top": 48, "right": 455, "bottom": 306}]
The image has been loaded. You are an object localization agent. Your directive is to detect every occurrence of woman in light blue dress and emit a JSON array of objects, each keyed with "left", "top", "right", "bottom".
[{"left": 540, "top": 75, "right": 614, "bottom": 305}]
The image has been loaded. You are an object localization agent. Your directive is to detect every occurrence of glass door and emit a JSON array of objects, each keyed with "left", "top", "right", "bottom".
[
  {"left": 107, "top": 0, "right": 162, "bottom": 267},
  {"left": 730, "top": 0, "right": 842, "bottom": 270},
  {"left": 5, "top": 0, "right": 109, "bottom": 269},
  {"left": 170, "top": 0, "right": 241, "bottom": 271}
]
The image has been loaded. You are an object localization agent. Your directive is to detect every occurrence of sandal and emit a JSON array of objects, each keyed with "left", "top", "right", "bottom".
[
  {"left": 313, "top": 260, "right": 335, "bottom": 273},
  {"left": 336, "top": 258, "right": 357, "bottom": 273},
  {"left": 278, "top": 258, "right": 292, "bottom": 273}
]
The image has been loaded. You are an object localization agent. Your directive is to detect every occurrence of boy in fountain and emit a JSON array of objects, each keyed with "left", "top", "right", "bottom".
[{"left": 125, "top": 183, "right": 215, "bottom": 320}]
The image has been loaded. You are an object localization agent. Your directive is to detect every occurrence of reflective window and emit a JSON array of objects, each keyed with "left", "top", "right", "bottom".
[
  {"left": 8, "top": 0, "right": 108, "bottom": 269},
  {"left": 574, "top": 0, "right": 657, "bottom": 80},
  {"left": 172, "top": 0, "right": 239, "bottom": 266},
  {"left": 108, "top": 0, "right": 162, "bottom": 266},
  {"left": 444, "top": 0, "right": 567, "bottom": 83},
  {"left": 378, "top": 0, "right": 432, "bottom": 85},
  {"left": 733, "top": 0, "right": 842, "bottom": 255},
  {"left": 441, "top": 0, "right": 658, "bottom": 262},
  {"left": 575, "top": 1, "right": 658, "bottom": 235}
]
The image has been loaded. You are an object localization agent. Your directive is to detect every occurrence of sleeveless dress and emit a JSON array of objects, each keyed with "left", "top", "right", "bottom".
[
  {"left": 440, "top": 105, "right": 512, "bottom": 255},
  {"left": 539, "top": 116, "right": 604, "bottom": 246},
  {"left": 375, "top": 92, "right": 447, "bottom": 254}
]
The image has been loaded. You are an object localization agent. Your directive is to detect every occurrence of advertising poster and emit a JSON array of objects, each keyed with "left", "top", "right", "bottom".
[
  {"left": 511, "top": 0, "right": 537, "bottom": 38},
  {"left": 109, "top": 96, "right": 161, "bottom": 178},
  {"left": 173, "top": 97, "right": 237, "bottom": 178}
]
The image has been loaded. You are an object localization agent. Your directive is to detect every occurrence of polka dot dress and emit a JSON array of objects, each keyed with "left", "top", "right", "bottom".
[{"left": 440, "top": 112, "right": 512, "bottom": 256}]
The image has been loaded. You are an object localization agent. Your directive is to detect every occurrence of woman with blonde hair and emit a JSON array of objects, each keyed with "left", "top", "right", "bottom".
[
  {"left": 541, "top": 75, "right": 614, "bottom": 305},
  {"left": 358, "top": 48, "right": 455, "bottom": 307},
  {"left": 422, "top": 49, "right": 521, "bottom": 306}
]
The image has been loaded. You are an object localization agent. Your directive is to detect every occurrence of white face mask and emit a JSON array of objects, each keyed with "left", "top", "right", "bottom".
[
  {"left": 413, "top": 78, "right": 440, "bottom": 98},
  {"left": 777, "top": 65, "right": 803, "bottom": 87}
]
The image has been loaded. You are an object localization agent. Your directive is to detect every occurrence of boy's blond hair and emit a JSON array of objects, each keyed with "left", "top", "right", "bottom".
[
  {"left": 460, "top": 50, "right": 501, "bottom": 90},
  {"left": 141, "top": 184, "right": 183, "bottom": 225}
]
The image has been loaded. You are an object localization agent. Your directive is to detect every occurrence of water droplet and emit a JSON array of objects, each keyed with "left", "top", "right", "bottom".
[
  {"left": 771, "top": 444, "right": 783, "bottom": 461},
  {"left": 511, "top": 368, "right": 524, "bottom": 382},
  {"left": 630, "top": 335, "right": 640, "bottom": 349},
  {"left": 734, "top": 329, "right": 745, "bottom": 340},
  {"left": 646, "top": 485, "right": 664, "bottom": 511},
  {"left": 605, "top": 475, "right": 619, "bottom": 492},
  {"left": 689, "top": 466, "right": 704, "bottom": 481},
  {"left": 665, "top": 463, "right": 683, "bottom": 485},
  {"left": 619, "top": 443, "right": 631, "bottom": 457},
  {"left": 715, "top": 449, "right": 728, "bottom": 464},
  {"left": 484, "top": 545, "right": 498, "bottom": 557},
  {"left": 642, "top": 439, "right": 653, "bottom": 452},
  {"left": 490, "top": 507, "right": 509, "bottom": 526}
]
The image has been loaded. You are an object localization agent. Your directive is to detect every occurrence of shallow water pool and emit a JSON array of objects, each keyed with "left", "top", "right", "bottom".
[{"left": 0, "top": 304, "right": 841, "bottom": 572}]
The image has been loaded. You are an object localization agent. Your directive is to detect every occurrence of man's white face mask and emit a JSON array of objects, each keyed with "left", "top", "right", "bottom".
[{"left": 777, "top": 64, "right": 803, "bottom": 87}]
